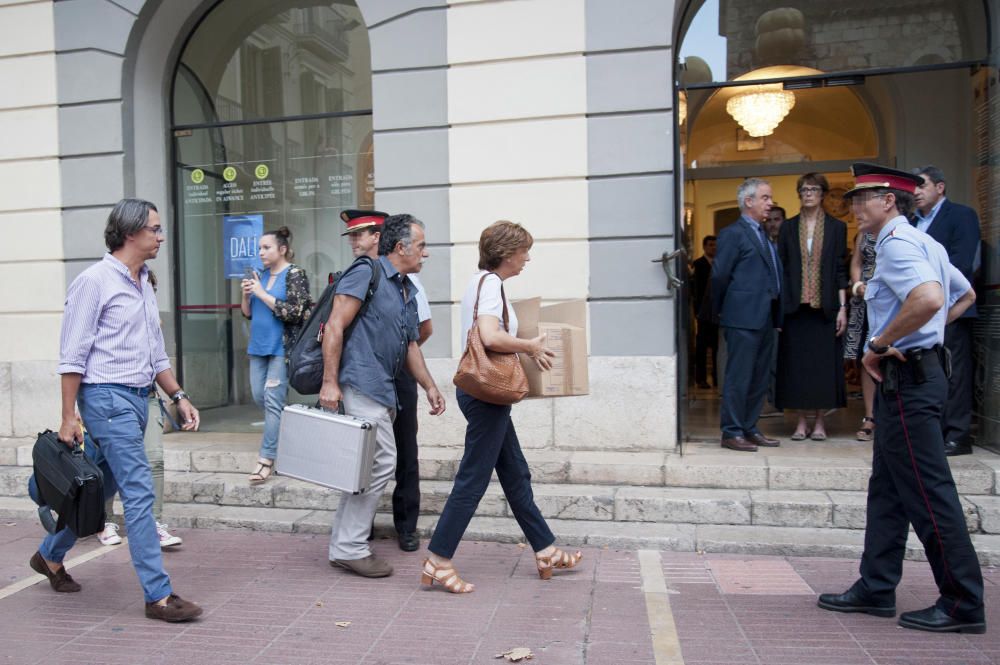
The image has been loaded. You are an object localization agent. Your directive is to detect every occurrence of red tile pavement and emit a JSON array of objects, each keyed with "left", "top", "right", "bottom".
[{"left": 0, "top": 519, "right": 997, "bottom": 664}]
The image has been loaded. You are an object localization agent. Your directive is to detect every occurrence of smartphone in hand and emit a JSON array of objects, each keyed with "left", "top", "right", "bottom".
[{"left": 243, "top": 266, "right": 258, "bottom": 281}]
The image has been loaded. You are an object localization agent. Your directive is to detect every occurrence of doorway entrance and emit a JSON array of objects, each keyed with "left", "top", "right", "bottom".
[
  {"left": 170, "top": 1, "right": 372, "bottom": 431},
  {"left": 674, "top": 1, "right": 996, "bottom": 448}
]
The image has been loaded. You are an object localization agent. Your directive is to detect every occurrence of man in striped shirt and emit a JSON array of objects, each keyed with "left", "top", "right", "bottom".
[{"left": 30, "top": 199, "right": 203, "bottom": 623}]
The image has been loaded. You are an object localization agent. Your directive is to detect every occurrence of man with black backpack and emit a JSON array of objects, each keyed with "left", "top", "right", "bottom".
[
  {"left": 319, "top": 214, "right": 446, "bottom": 578},
  {"left": 341, "top": 210, "right": 434, "bottom": 552}
]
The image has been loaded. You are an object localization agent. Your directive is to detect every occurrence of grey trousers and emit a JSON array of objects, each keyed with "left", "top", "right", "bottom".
[{"left": 328, "top": 385, "right": 397, "bottom": 561}]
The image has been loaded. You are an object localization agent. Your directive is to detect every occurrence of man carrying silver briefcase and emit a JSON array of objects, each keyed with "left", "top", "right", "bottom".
[{"left": 318, "top": 214, "right": 445, "bottom": 578}]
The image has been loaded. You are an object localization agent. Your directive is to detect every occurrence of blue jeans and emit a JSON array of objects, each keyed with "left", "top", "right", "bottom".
[
  {"left": 428, "top": 389, "right": 555, "bottom": 559},
  {"left": 30, "top": 384, "right": 172, "bottom": 603},
  {"left": 249, "top": 354, "right": 288, "bottom": 460}
]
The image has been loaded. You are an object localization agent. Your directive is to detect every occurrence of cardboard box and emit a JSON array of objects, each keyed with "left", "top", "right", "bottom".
[{"left": 511, "top": 298, "right": 589, "bottom": 397}]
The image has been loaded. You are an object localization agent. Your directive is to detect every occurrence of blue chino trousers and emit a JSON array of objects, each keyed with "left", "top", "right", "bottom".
[
  {"left": 429, "top": 389, "right": 555, "bottom": 559},
  {"left": 30, "top": 384, "right": 172, "bottom": 603}
]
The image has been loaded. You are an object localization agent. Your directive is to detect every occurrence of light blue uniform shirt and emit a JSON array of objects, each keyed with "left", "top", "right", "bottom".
[{"left": 864, "top": 216, "right": 971, "bottom": 352}]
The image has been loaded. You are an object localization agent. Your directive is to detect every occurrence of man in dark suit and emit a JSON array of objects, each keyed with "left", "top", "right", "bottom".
[
  {"left": 712, "top": 178, "right": 783, "bottom": 452},
  {"left": 691, "top": 235, "right": 717, "bottom": 389},
  {"left": 912, "top": 165, "right": 982, "bottom": 456}
]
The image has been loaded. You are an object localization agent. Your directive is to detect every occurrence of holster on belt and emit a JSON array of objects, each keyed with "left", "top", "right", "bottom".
[
  {"left": 905, "top": 348, "right": 927, "bottom": 385},
  {"left": 880, "top": 346, "right": 947, "bottom": 396},
  {"left": 879, "top": 358, "right": 899, "bottom": 396}
]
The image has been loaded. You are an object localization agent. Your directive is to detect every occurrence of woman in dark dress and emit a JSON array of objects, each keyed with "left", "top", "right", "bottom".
[{"left": 775, "top": 173, "right": 850, "bottom": 440}]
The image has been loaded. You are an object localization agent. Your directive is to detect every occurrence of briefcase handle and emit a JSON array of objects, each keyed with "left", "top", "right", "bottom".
[
  {"left": 314, "top": 400, "right": 346, "bottom": 416},
  {"left": 38, "top": 505, "right": 59, "bottom": 534}
]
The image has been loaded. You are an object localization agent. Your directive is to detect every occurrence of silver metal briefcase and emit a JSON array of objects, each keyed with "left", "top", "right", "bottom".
[{"left": 275, "top": 404, "right": 378, "bottom": 494}]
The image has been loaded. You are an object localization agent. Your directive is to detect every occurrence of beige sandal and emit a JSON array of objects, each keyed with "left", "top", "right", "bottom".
[
  {"left": 856, "top": 417, "right": 875, "bottom": 442},
  {"left": 420, "top": 558, "right": 474, "bottom": 593},
  {"left": 248, "top": 460, "right": 273, "bottom": 485},
  {"left": 535, "top": 547, "right": 583, "bottom": 580}
]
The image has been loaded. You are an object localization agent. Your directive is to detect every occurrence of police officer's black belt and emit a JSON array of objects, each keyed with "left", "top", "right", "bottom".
[{"left": 879, "top": 345, "right": 950, "bottom": 395}]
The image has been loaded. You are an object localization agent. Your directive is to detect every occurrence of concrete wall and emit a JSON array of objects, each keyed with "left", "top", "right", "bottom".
[
  {"left": 0, "top": 1, "right": 62, "bottom": 437},
  {"left": 0, "top": 0, "right": 680, "bottom": 451},
  {"left": 365, "top": 0, "right": 678, "bottom": 451}
]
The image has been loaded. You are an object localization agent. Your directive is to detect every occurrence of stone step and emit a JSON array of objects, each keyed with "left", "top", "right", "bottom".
[
  {"left": 1, "top": 468, "right": 993, "bottom": 534},
  {"left": 3, "top": 495, "right": 999, "bottom": 566},
  {"left": 5, "top": 433, "right": 998, "bottom": 493}
]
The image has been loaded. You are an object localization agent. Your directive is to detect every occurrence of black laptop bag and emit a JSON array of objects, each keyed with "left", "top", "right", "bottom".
[{"left": 31, "top": 430, "right": 106, "bottom": 537}]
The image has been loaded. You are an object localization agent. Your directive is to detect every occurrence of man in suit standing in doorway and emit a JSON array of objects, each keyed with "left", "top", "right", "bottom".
[
  {"left": 712, "top": 178, "right": 784, "bottom": 452},
  {"left": 911, "top": 165, "right": 981, "bottom": 456},
  {"left": 691, "top": 235, "right": 718, "bottom": 389}
]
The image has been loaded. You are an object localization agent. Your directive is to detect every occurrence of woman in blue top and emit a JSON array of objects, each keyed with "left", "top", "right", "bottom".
[{"left": 240, "top": 227, "right": 312, "bottom": 485}]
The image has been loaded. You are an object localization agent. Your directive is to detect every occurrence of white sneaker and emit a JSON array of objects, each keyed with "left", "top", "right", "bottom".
[
  {"left": 156, "top": 522, "right": 182, "bottom": 548},
  {"left": 97, "top": 522, "right": 122, "bottom": 546}
]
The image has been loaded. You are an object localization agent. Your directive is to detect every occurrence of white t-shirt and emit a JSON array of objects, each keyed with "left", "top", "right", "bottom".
[
  {"left": 460, "top": 270, "right": 518, "bottom": 352},
  {"left": 408, "top": 273, "right": 432, "bottom": 323}
]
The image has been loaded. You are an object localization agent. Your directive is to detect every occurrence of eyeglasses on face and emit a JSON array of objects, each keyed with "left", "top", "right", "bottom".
[
  {"left": 798, "top": 186, "right": 823, "bottom": 194},
  {"left": 849, "top": 193, "right": 887, "bottom": 206},
  {"left": 142, "top": 226, "right": 165, "bottom": 236}
]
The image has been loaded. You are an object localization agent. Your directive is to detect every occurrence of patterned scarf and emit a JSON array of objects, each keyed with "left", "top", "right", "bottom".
[{"left": 799, "top": 216, "right": 824, "bottom": 308}]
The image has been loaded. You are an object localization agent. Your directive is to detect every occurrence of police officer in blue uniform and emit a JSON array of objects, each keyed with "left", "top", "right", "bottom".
[{"left": 817, "top": 163, "right": 984, "bottom": 633}]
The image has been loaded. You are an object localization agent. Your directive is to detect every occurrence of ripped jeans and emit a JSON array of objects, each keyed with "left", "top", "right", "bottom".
[{"left": 249, "top": 354, "right": 288, "bottom": 460}]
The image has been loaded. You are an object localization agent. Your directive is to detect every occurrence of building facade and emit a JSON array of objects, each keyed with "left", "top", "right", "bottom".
[{"left": 0, "top": 0, "right": 997, "bottom": 452}]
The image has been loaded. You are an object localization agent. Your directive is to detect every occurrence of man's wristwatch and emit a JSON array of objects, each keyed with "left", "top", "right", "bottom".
[
  {"left": 170, "top": 390, "right": 191, "bottom": 404},
  {"left": 867, "top": 336, "right": 890, "bottom": 355}
]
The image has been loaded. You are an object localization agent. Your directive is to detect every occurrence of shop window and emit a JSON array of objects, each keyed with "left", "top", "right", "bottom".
[{"left": 171, "top": 0, "right": 372, "bottom": 415}]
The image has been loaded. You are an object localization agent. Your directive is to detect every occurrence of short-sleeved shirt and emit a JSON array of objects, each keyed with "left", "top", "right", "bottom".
[
  {"left": 865, "top": 216, "right": 971, "bottom": 351},
  {"left": 247, "top": 266, "right": 288, "bottom": 357},
  {"left": 335, "top": 255, "right": 419, "bottom": 408},
  {"left": 408, "top": 273, "right": 432, "bottom": 324},
  {"left": 460, "top": 270, "right": 518, "bottom": 352}
]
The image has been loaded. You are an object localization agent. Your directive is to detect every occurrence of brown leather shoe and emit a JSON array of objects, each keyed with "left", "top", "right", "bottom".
[
  {"left": 721, "top": 436, "right": 757, "bottom": 452},
  {"left": 747, "top": 433, "right": 780, "bottom": 447},
  {"left": 29, "top": 551, "right": 80, "bottom": 593},
  {"left": 145, "top": 594, "right": 203, "bottom": 622},
  {"left": 330, "top": 554, "right": 394, "bottom": 578}
]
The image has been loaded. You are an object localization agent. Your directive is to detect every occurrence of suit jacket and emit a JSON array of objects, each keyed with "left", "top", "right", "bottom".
[
  {"left": 691, "top": 256, "right": 711, "bottom": 314},
  {"left": 777, "top": 213, "right": 849, "bottom": 321},
  {"left": 711, "top": 217, "right": 783, "bottom": 330},
  {"left": 918, "top": 199, "right": 981, "bottom": 318}
]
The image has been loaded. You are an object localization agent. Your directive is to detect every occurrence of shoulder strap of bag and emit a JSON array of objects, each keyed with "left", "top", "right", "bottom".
[{"left": 472, "top": 272, "right": 509, "bottom": 332}]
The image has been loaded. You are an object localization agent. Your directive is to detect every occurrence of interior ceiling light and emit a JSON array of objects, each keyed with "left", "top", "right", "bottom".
[
  {"left": 678, "top": 91, "right": 687, "bottom": 125},
  {"left": 725, "top": 84, "right": 796, "bottom": 137}
]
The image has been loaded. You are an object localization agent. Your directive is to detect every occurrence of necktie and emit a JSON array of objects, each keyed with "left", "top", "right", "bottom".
[{"left": 757, "top": 224, "right": 780, "bottom": 293}]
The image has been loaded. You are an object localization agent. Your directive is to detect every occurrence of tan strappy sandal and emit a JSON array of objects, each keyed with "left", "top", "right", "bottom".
[
  {"left": 248, "top": 459, "right": 273, "bottom": 486},
  {"left": 420, "top": 558, "right": 474, "bottom": 593},
  {"left": 535, "top": 547, "right": 583, "bottom": 580}
]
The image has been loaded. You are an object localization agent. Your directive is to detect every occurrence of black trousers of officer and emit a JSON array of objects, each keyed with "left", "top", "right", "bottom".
[
  {"left": 942, "top": 318, "right": 974, "bottom": 445},
  {"left": 694, "top": 319, "right": 718, "bottom": 386},
  {"left": 857, "top": 352, "right": 984, "bottom": 619},
  {"left": 391, "top": 369, "right": 420, "bottom": 534}
]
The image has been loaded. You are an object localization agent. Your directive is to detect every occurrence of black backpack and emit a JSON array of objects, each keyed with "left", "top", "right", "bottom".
[
  {"left": 31, "top": 430, "right": 106, "bottom": 537},
  {"left": 287, "top": 255, "right": 381, "bottom": 394}
]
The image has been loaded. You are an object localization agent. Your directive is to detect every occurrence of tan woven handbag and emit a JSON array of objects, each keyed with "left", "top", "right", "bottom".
[{"left": 453, "top": 273, "right": 528, "bottom": 405}]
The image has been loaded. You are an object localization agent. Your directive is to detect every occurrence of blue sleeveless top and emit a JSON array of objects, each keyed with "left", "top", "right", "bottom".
[{"left": 248, "top": 266, "right": 288, "bottom": 357}]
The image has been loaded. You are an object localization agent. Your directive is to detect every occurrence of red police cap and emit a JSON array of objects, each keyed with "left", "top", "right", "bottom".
[
  {"left": 340, "top": 209, "right": 388, "bottom": 235},
  {"left": 844, "top": 163, "right": 923, "bottom": 198}
]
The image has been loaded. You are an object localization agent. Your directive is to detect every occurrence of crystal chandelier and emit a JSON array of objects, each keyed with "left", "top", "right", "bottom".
[
  {"left": 677, "top": 91, "right": 687, "bottom": 126},
  {"left": 725, "top": 85, "right": 796, "bottom": 137}
]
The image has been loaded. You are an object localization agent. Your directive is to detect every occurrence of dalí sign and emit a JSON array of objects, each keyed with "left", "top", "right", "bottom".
[{"left": 223, "top": 214, "right": 263, "bottom": 279}]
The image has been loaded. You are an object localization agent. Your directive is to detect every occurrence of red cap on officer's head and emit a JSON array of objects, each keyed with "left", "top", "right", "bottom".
[
  {"left": 844, "top": 163, "right": 923, "bottom": 198},
  {"left": 340, "top": 209, "right": 388, "bottom": 235}
]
